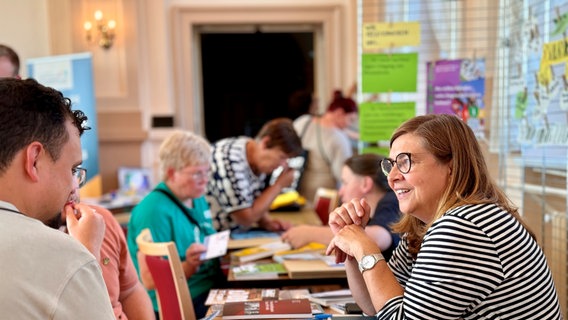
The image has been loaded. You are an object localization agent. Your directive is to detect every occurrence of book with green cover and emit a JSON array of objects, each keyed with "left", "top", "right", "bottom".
[{"left": 232, "top": 262, "right": 287, "bottom": 280}]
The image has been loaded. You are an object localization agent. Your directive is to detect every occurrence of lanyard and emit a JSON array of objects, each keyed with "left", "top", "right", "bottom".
[{"left": 153, "top": 189, "right": 202, "bottom": 229}]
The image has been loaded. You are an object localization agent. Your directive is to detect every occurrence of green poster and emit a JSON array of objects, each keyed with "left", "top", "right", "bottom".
[
  {"left": 361, "top": 53, "right": 418, "bottom": 93},
  {"left": 360, "top": 146, "right": 390, "bottom": 157},
  {"left": 359, "top": 102, "right": 416, "bottom": 142}
]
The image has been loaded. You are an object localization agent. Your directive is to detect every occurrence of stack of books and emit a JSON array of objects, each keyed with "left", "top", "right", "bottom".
[
  {"left": 308, "top": 288, "right": 355, "bottom": 307},
  {"left": 230, "top": 241, "right": 291, "bottom": 263},
  {"left": 271, "top": 242, "right": 326, "bottom": 263}
]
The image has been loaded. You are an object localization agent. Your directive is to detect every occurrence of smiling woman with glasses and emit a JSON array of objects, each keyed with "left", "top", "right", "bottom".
[{"left": 326, "top": 114, "right": 562, "bottom": 319}]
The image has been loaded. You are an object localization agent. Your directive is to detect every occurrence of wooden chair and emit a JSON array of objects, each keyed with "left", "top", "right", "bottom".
[
  {"left": 136, "top": 228, "right": 196, "bottom": 320},
  {"left": 313, "top": 187, "right": 339, "bottom": 225}
]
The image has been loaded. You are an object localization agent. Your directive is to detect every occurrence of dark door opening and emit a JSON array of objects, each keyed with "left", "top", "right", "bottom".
[{"left": 200, "top": 31, "right": 314, "bottom": 143}]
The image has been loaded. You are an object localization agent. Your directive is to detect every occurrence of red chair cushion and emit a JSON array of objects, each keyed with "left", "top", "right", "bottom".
[
  {"left": 315, "top": 197, "right": 331, "bottom": 225},
  {"left": 146, "top": 255, "right": 182, "bottom": 320}
]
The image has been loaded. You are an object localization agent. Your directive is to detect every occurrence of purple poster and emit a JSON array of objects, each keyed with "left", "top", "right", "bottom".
[{"left": 426, "top": 58, "right": 486, "bottom": 138}]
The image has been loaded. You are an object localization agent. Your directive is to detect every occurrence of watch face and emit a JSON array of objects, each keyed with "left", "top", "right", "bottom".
[{"left": 362, "top": 255, "right": 375, "bottom": 269}]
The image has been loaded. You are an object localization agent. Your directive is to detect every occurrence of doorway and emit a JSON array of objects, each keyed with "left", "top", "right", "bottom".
[{"left": 200, "top": 31, "right": 314, "bottom": 143}]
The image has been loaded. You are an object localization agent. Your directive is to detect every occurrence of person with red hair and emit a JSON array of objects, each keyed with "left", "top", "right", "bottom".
[{"left": 293, "top": 89, "right": 358, "bottom": 202}]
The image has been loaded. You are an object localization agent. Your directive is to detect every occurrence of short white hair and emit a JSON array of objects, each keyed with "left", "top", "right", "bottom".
[{"left": 158, "top": 130, "right": 211, "bottom": 181}]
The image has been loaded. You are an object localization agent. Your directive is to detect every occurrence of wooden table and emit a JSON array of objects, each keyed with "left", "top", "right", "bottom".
[
  {"left": 269, "top": 207, "right": 322, "bottom": 226},
  {"left": 224, "top": 207, "right": 345, "bottom": 288},
  {"left": 227, "top": 208, "right": 322, "bottom": 250}
]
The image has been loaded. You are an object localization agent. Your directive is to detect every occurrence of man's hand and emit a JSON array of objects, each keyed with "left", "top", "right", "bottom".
[
  {"left": 65, "top": 203, "right": 105, "bottom": 260},
  {"left": 274, "top": 167, "right": 295, "bottom": 189}
]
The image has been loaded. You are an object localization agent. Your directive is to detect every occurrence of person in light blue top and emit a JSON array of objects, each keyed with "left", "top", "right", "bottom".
[{"left": 127, "top": 130, "right": 224, "bottom": 319}]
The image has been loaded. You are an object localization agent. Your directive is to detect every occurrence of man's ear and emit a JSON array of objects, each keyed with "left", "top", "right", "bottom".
[
  {"left": 25, "top": 142, "right": 43, "bottom": 183},
  {"left": 259, "top": 136, "right": 271, "bottom": 149}
]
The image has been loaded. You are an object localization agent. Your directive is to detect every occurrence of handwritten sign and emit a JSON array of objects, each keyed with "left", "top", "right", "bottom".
[
  {"left": 361, "top": 53, "right": 418, "bottom": 93},
  {"left": 363, "top": 22, "right": 421, "bottom": 50},
  {"left": 359, "top": 102, "right": 415, "bottom": 141}
]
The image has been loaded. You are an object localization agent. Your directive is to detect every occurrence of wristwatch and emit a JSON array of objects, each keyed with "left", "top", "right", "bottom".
[{"left": 358, "top": 253, "right": 384, "bottom": 273}]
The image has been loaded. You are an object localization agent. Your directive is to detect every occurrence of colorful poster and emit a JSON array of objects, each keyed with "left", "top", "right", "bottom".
[
  {"left": 508, "top": 0, "right": 568, "bottom": 169},
  {"left": 426, "top": 58, "right": 486, "bottom": 138},
  {"left": 27, "top": 53, "right": 101, "bottom": 196},
  {"left": 361, "top": 53, "right": 418, "bottom": 93}
]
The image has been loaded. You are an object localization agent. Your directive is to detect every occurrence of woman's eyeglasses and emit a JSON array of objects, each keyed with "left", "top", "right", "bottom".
[
  {"left": 72, "top": 167, "right": 87, "bottom": 188},
  {"left": 180, "top": 169, "right": 210, "bottom": 181},
  {"left": 381, "top": 152, "right": 412, "bottom": 176},
  {"left": 188, "top": 171, "right": 209, "bottom": 181}
]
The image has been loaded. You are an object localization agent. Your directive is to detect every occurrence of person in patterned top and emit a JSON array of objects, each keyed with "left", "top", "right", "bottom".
[
  {"left": 326, "top": 114, "right": 562, "bottom": 319},
  {"left": 207, "top": 118, "right": 303, "bottom": 232}
]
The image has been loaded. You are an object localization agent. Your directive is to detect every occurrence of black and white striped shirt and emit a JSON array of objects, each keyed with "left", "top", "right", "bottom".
[{"left": 379, "top": 203, "right": 562, "bottom": 319}]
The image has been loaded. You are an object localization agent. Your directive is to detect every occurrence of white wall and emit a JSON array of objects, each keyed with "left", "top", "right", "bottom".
[{"left": 0, "top": 0, "right": 51, "bottom": 77}]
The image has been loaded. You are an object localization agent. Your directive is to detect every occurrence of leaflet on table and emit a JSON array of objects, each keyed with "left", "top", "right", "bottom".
[
  {"left": 273, "top": 246, "right": 345, "bottom": 268},
  {"left": 231, "top": 262, "right": 287, "bottom": 280},
  {"left": 205, "top": 288, "right": 279, "bottom": 306},
  {"left": 230, "top": 241, "right": 291, "bottom": 263},
  {"left": 320, "top": 254, "right": 346, "bottom": 267},
  {"left": 200, "top": 230, "right": 230, "bottom": 260}
]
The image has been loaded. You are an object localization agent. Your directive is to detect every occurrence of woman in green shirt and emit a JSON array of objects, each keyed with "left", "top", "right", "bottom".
[{"left": 127, "top": 130, "right": 224, "bottom": 319}]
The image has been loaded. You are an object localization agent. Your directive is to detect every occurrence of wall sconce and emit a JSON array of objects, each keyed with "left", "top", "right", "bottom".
[{"left": 84, "top": 10, "right": 116, "bottom": 50}]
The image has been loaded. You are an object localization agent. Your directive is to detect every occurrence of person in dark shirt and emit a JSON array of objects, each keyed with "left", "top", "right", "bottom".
[{"left": 281, "top": 153, "right": 400, "bottom": 261}]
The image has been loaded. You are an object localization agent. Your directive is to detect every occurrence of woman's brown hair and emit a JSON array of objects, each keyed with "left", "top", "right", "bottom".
[
  {"left": 390, "top": 114, "right": 534, "bottom": 258},
  {"left": 256, "top": 117, "right": 303, "bottom": 157}
]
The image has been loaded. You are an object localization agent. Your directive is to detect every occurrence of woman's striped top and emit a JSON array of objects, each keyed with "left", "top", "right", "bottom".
[{"left": 378, "top": 203, "right": 562, "bottom": 319}]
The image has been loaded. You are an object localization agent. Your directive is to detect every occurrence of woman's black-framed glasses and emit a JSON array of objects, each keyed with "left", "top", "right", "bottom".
[
  {"left": 73, "top": 167, "right": 87, "bottom": 188},
  {"left": 381, "top": 152, "right": 412, "bottom": 176}
]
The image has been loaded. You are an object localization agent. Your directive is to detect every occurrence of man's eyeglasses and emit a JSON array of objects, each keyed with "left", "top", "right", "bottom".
[
  {"left": 73, "top": 167, "right": 87, "bottom": 188},
  {"left": 381, "top": 152, "right": 412, "bottom": 176}
]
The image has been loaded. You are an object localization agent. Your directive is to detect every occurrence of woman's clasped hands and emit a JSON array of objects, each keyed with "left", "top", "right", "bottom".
[{"left": 326, "top": 198, "right": 378, "bottom": 263}]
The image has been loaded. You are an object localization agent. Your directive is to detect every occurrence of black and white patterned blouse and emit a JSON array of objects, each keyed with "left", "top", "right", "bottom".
[{"left": 206, "top": 137, "right": 267, "bottom": 231}]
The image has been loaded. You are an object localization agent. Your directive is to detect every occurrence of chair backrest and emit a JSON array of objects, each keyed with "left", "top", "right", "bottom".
[
  {"left": 313, "top": 187, "right": 339, "bottom": 225},
  {"left": 136, "top": 228, "right": 196, "bottom": 320}
]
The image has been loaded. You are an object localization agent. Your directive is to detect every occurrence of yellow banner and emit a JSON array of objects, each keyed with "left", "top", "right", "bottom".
[
  {"left": 538, "top": 38, "right": 568, "bottom": 85},
  {"left": 363, "top": 22, "right": 421, "bottom": 50}
]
